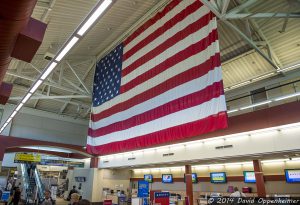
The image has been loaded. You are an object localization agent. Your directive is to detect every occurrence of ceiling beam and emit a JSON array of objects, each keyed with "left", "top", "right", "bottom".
[
  {"left": 6, "top": 71, "right": 87, "bottom": 95},
  {"left": 225, "top": 13, "right": 300, "bottom": 19},
  {"left": 12, "top": 84, "right": 90, "bottom": 109},
  {"left": 33, "top": 84, "right": 47, "bottom": 108},
  {"left": 221, "top": 0, "right": 231, "bottom": 15},
  {"left": 200, "top": 0, "right": 280, "bottom": 71},
  {"left": 9, "top": 95, "right": 90, "bottom": 101},
  {"left": 66, "top": 61, "right": 91, "bottom": 94},
  {"left": 235, "top": 0, "right": 282, "bottom": 68},
  {"left": 226, "top": 0, "right": 258, "bottom": 17},
  {"left": 222, "top": 20, "right": 280, "bottom": 70},
  {"left": 59, "top": 59, "right": 95, "bottom": 114}
]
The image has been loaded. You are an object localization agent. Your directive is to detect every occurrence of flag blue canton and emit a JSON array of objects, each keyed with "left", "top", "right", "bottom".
[{"left": 93, "top": 44, "right": 123, "bottom": 107}]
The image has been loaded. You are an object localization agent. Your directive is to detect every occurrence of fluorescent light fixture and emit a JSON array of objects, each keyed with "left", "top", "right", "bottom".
[
  {"left": 22, "top": 93, "right": 33, "bottom": 104},
  {"left": 29, "top": 80, "right": 43, "bottom": 93},
  {"left": 278, "top": 63, "right": 300, "bottom": 72},
  {"left": 55, "top": 37, "right": 79, "bottom": 61},
  {"left": 2, "top": 122, "right": 8, "bottom": 128},
  {"left": 240, "top": 100, "right": 272, "bottom": 110},
  {"left": 261, "top": 159, "right": 286, "bottom": 163},
  {"left": 6, "top": 117, "right": 13, "bottom": 123},
  {"left": 274, "top": 92, "right": 300, "bottom": 101},
  {"left": 15, "top": 103, "right": 24, "bottom": 111},
  {"left": 230, "top": 80, "right": 251, "bottom": 89},
  {"left": 227, "top": 109, "right": 238, "bottom": 114},
  {"left": 253, "top": 72, "right": 275, "bottom": 81},
  {"left": 41, "top": 62, "right": 58, "bottom": 80},
  {"left": 11, "top": 111, "right": 17, "bottom": 118},
  {"left": 77, "top": 0, "right": 112, "bottom": 36}
]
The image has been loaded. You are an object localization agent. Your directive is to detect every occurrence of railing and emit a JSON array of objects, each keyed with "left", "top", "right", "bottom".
[
  {"left": 226, "top": 79, "right": 300, "bottom": 116},
  {"left": 20, "top": 164, "right": 30, "bottom": 201},
  {"left": 34, "top": 168, "right": 45, "bottom": 201}
]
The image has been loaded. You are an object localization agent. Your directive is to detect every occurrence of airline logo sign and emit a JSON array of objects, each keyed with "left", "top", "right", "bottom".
[{"left": 14, "top": 153, "right": 41, "bottom": 163}]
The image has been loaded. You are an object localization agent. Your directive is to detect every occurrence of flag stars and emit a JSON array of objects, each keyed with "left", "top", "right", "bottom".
[{"left": 93, "top": 44, "right": 122, "bottom": 106}]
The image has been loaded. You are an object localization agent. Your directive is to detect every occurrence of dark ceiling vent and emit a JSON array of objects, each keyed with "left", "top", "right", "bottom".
[
  {"left": 215, "top": 145, "right": 233, "bottom": 150},
  {"left": 163, "top": 153, "right": 174, "bottom": 157}
]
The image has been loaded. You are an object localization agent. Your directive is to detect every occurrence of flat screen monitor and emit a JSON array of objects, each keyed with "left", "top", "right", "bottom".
[
  {"left": 144, "top": 174, "right": 153, "bottom": 183},
  {"left": 184, "top": 173, "right": 198, "bottom": 183},
  {"left": 244, "top": 171, "right": 256, "bottom": 183},
  {"left": 285, "top": 169, "right": 300, "bottom": 183},
  {"left": 75, "top": 177, "right": 86, "bottom": 182},
  {"left": 162, "top": 174, "right": 173, "bottom": 183},
  {"left": 210, "top": 172, "right": 227, "bottom": 183}
]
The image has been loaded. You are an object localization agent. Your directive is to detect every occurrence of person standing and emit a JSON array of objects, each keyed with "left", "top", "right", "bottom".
[
  {"left": 68, "top": 186, "right": 77, "bottom": 201},
  {"left": 69, "top": 193, "right": 80, "bottom": 205},
  {"left": 230, "top": 187, "right": 246, "bottom": 197},
  {"left": 10, "top": 187, "right": 21, "bottom": 205},
  {"left": 78, "top": 187, "right": 83, "bottom": 200},
  {"left": 6, "top": 181, "right": 12, "bottom": 191},
  {"left": 40, "top": 190, "right": 55, "bottom": 205}
]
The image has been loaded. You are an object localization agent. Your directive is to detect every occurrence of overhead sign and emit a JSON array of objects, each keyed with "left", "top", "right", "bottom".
[
  {"left": 40, "top": 159, "right": 84, "bottom": 167},
  {"left": 14, "top": 153, "right": 41, "bottom": 163}
]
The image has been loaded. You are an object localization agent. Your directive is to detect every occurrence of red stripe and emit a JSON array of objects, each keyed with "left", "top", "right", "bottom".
[
  {"left": 122, "top": 12, "right": 214, "bottom": 77},
  {"left": 121, "top": 28, "right": 217, "bottom": 93},
  {"left": 123, "top": 1, "right": 202, "bottom": 61},
  {"left": 89, "top": 81, "right": 224, "bottom": 137},
  {"left": 124, "top": 0, "right": 182, "bottom": 46},
  {"left": 91, "top": 52, "right": 221, "bottom": 122},
  {"left": 87, "top": 111, "right": 228, "bottom": 155}
]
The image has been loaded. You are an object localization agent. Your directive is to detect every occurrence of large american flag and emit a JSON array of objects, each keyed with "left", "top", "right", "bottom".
[{"left": 87, "top": 0, "right": 227, "bottom": 155}]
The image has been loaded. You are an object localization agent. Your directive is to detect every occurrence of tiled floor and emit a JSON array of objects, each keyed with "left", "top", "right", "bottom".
[{"left": 56, "top": 198, "right": 69, "bottom": 205}]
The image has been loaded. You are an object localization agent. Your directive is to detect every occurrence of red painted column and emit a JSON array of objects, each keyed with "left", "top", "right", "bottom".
[
  {"left": 0, "top": 149, "right": 4, "bottom": 161},
  {"left": 185, "top": 165, "right": 193, "bottom": 205},
  {"left": 253, "top": 160, "right": 266, "bottom": 197},
  {"left": 90, "top": 157, "right": 99, "bottom": 168}
]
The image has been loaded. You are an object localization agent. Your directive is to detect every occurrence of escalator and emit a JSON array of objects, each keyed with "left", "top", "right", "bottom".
[{"left": 20, "top": 163, "right": 45, "bottom": 204}]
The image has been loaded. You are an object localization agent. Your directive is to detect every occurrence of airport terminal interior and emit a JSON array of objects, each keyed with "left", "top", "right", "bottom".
[{"left": 0, "top": 0, "right": 300, "bottom": 205}]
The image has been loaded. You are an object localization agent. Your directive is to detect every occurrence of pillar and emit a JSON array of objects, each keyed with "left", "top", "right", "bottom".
[
  {"left": 90, "top": 157, "right": 99, "bottom": 168},
  {"left": 253, "top": 160, "right": 266, "bottom": 197},
  {"left": 185, "top": 165, "right": 193, "bottom": 205}
]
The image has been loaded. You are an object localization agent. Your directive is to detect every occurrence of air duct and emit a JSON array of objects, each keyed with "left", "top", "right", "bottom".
[{"left": 0, "top": 0, "right": 47, "bottom": 104}]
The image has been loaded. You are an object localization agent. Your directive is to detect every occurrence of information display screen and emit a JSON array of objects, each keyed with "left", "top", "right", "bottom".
[
  {"left": 184, "top": 173, "right": 198, "bottom": 183},
  {"left": 162, "top": 174, "right": 173, "bottom": 183},
  {"left": 285, "top": 169, "right": 300, "bottom": 183},
  {"left": 244, "top": 171, "right": 256, "bottom": 183},
  {"left": 144, "top": 174, "right": 153, "bottom": 183},
  {"left": 210, "top": 172, "right": 227, "bottom": 183},
  {"left": 75, "top": 177, "right": 86, "bottom": 182}
]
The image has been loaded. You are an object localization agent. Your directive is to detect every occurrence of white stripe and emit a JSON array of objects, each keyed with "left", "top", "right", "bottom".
[
  {"left": 91, "top": 66, "right": 222, "bottom": 129},
  {"left": 87, "top": 95, "right": 226, "bottom": 146},
  {"left": 123, "top": 5, "right": 210, "bottom": 68},
  {"left": 122, "top": 19, "right": 217, "bottom": 85},
  {"left": 92, "top": 41, "right": 219, "bottom": 115},
  {"left": 124, "top": 0, "right": 195, "bottom": 53}
]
